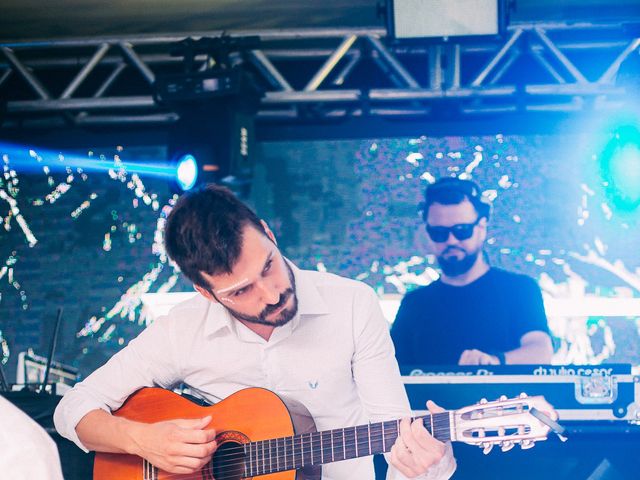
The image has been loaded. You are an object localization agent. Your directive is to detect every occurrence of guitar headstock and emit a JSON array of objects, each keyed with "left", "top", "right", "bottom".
[{"left": 452, "top": 393, "right": 560, "bottom": 454}]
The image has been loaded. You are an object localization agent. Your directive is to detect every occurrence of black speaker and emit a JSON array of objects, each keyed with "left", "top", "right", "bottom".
[{"left": 168, "top": 101, "right": 257, "bottom": 197}]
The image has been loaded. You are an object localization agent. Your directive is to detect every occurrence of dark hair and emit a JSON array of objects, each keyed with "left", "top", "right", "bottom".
[
  {"left": 164, "top": 184, "right": 266, "bottom": 288},
  {"left": 422, "top": 177, "right": 491, "bottom": 221}
]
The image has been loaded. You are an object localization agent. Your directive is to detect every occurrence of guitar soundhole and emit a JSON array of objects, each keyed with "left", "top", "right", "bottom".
[{"left": 210, "top": 440, "right": 246, "bottom": 480}]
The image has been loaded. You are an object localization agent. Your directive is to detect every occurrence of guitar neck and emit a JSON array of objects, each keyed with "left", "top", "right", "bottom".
[{"left": 244, "top": 412, "right": 451, "bottom": 477}]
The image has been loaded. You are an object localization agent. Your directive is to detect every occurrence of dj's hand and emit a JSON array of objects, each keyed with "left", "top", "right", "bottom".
[{"left": 458, "top": 349, "right": 500, "bottom": 365}]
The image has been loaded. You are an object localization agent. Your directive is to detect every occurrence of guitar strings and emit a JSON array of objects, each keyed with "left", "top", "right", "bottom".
[
  {"left": 148, "top": 425, "right": 455, "bottom": 480},
  {"left": 202, "top": 412, "right": 451, "bottom": 455},
  {"left": 209, "top": 425, "right": 455, "bottom": 462},
  {"left": 182, "top": 416, "right": 455, "bottom": 464},
  {"left": 148, "top": 422, "right": 450, "bottom": 472},
  {"left": 196, "top": 417, "right": 454, "bottom": 462}
]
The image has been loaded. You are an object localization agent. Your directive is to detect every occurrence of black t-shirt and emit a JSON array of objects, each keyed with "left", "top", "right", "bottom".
[{"left": 390, "top": 268, "right": 549, "bottom": 365}]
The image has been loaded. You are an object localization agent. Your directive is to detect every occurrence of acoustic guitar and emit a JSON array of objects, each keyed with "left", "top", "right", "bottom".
[{"left": 94, "top": 387, "right": 560, "bottom": 480}]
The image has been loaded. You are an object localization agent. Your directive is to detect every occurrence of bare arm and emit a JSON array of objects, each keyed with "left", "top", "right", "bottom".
[
  {"left": 75, "top": 409, "right": 137, "bottom": 454},
  {"left": 76, "top": 409, "right": 218, "bottom": 474},
  {"left": 504, "top": 331, "right": 553, "bottom": 364}
]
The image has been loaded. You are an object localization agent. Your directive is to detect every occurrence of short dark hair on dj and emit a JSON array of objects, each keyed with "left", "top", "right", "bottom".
[{"left": 422, "top": 177, "right": 491, "bottom": 221}]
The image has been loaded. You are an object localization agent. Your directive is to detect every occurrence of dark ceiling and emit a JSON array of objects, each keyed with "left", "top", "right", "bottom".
[{"left": 2, "top": 0, "right": 640, "bottom": 42}]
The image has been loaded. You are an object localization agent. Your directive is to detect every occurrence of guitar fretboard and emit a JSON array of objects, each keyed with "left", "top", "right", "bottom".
[{"left": 243, "top": 412, "right": 451, "bottom": 477}]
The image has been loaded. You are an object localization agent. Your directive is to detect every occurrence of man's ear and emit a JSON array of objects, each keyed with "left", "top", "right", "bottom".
[
  {"left": 478, "top": 216, "right": 488, "bottom": 242},
  {"left": 195, "top": 284, "right": 218, "bottom": 303},
  {"left": 260, "top": 219, "right": 277, "bottom": 245}
]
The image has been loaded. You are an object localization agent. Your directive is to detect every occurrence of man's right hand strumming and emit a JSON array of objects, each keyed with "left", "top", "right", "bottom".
[{"left": 76, "top": 409, "right": 218, "bottom": 474}]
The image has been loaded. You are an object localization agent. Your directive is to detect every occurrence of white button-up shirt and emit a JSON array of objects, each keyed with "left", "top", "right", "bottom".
[{"left": 54, "top": 264, "right": 455, "bottom": 480}]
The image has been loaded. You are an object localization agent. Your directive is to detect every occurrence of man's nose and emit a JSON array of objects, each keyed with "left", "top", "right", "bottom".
[
  {"left": 444, "top": 231, "right": 458, "bottom": 244},
  {"left": 256, "top": 279, "right": 280, "bottom": 305}
]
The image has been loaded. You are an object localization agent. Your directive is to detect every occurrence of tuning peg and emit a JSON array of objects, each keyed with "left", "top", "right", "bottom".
[
  {"left": 479, "top": 398, "right": 488, "bottom": 404},
  {"left": 520, "top": 440, "right": 535, "bottom": 450},
  {"left": 482, "top": 442, "right": 494, "bottom": 455},
  {"left": 519, "top": 392, "right": 528, "bottom": 398},
  {"left": 499, "top": 395, "right": 508, "bottom": 401},
  {"left": 500, "top": 441, "right": 514, "bottom": 452}
]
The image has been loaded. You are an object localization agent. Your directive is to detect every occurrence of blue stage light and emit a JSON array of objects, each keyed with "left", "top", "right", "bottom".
[
  {"left": 601, "top": 125, "right": 640, "bottom": 210},
  {"left": 0, "top": 142, "right": 177, "bottom": 179},
  {"left": 175, "top": 154, "right": 198, "bottom": 191}
]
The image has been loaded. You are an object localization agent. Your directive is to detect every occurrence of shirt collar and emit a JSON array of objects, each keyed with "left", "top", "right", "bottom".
[
  {"left": 203, "top": 301, "right": 237, "bottom": 337},
  {"left": 203, "top": 259, "right": 329, "bottom": 337}
]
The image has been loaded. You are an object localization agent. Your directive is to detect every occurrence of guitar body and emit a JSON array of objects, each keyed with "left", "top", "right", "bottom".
[{"left": 94, "top": 387, "right": 320, "bottom": 480}]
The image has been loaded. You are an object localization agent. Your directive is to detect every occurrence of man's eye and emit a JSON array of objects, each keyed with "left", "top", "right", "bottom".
[
  {"left": 234, "top": 288, "right": 247, "bottom": 297},
  {"left": 264, "top": 260, "right": 273, "bottom": 272}
]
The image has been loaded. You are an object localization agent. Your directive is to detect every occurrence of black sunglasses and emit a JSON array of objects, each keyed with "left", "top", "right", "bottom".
[{"left": 425, "top": 217, "right": 481, "bottom": 243}]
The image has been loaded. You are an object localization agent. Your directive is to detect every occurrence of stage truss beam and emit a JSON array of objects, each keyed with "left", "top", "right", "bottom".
[{"left": 0, "top": 22, "right": 638, "bottom": 128}]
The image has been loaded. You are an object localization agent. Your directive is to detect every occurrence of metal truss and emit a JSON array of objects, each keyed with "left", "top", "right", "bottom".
[{"left": 1, "top": 21, "right": 639, "bottom": 129}]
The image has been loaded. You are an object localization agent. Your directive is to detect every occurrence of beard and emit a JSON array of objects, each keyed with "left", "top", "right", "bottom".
[
  {"left": 223, "top": 261, "right": 298, "bottom": 327},
  {"left": 437, "top": 247, "right": 480, "bottom": 277}
]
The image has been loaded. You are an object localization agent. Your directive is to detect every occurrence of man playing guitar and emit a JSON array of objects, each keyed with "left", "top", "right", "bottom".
[{"left": 54, "top": 185, "right": 456, "bottom": 480}]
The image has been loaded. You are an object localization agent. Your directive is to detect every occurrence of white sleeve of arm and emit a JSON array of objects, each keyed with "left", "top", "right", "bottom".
[
  {"left": 53, "top": 316, "right": 180, "bottom": 451},
  {"left": 350, "top": 286, "right": 456, "bottom": 480}
]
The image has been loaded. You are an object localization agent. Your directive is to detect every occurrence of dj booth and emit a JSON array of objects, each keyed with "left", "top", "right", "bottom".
[
  {"left": 373, "top": 364, "right": 640, "bottom": 480},
  {"left": 403, "top": 364, "right": 638, "bottom": 420},
  {"left": 3, "top": 364, "right": 640, "bottom": 480}
]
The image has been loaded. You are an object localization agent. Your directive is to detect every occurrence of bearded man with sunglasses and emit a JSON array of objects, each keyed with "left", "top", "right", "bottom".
[{"left": 391, "top": 177, "right": 553, "bottom": 366}]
